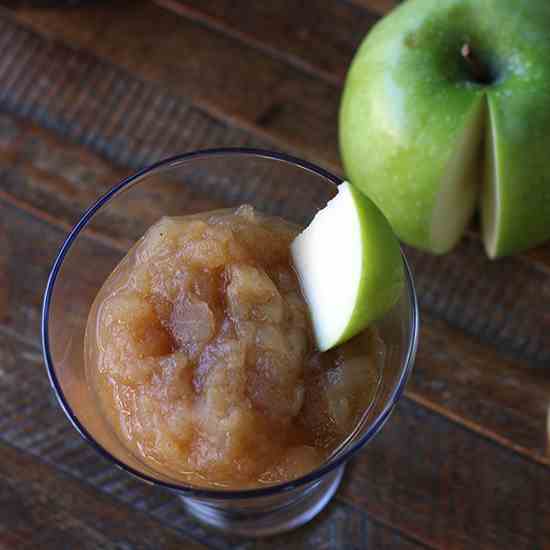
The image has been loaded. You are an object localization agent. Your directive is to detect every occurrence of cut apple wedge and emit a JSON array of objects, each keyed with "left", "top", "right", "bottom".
[
  {"left": 291, "top": 182, "right": 404, "bottom": 352},
  {"left": 429, "top": 97, "right": 486, "bottom": 254}
]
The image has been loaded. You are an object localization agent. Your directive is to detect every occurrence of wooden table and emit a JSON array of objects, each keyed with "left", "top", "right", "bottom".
[{"left": 0, "top": 1, "right": 548, "bottom": 548}]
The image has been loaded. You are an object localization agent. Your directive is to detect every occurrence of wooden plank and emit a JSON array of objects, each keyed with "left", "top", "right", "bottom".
[
  {"left": 341, "top": 399, "right": 550, "bottom": 550},
  {"left": 2, "top": 1, "right": 341, "bottom": 169},
  {"left": 347, "top": 0, "right": 400, "bottom": 15},
  {"left": 1, "top": 203, "right": 549, "bottom": 548},
  {"left": 0, "top": 3, "right": 548, "bottom": 547},
  {"left": 252, "top": 496, "right": 427, "bottom": 550},
  {"left": 153, "top": 0, "right": 378, "bottom": 83},
  {"left": 0, "top": 113, "right": 225, "bottom": 248},
  {"left": 0, "top": 17, "right": 271, "bottom": 165},
  {"left": 406, "top": 237, "right": 550, "bottom": 365},
  {"left": 411, "top": 314, "right": 550, "bottom": 464},
  {"left": 0, "top": 443, "right": 207, "bottom": 550},
  {"left": 0, "top": 334, "right": 425, "bottom": 550}
]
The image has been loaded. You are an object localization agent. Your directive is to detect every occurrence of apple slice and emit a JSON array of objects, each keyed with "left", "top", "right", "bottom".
[
  {"left": 430, "top": 98, "right": 486, "bottom": 254},
  {"left": 291, "top": 182, "right": 404, "bottom": 352}
]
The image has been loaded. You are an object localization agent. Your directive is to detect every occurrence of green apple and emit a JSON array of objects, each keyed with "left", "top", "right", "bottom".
[
  {"left": 340, "top": 0, "right": 550, "bottom": 258},
  {"left": 291, "top": 181, "right": 403, "bottom": 352}
]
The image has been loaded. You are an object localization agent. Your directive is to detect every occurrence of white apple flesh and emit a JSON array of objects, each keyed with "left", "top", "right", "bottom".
[
  {"left": 291, "top": 182, "right": 403, "bottom": 352},
  {"left": 340, "top": 0, "right": 550, "bottom": 258}
]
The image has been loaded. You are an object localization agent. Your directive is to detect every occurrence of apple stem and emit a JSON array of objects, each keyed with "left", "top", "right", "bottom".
[{"left": 461, "top": 43, "right": 491, "bottom": 84}]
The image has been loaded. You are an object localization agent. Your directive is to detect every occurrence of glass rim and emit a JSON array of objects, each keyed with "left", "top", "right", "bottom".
[{"left": 41, "top": 147, "right": 419, "bottom": 500}]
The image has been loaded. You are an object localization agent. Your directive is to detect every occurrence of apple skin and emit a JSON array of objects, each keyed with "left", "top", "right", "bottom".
[
  {"left": 340, "top": 0, "right": 550, "bottom": 258},
  {"left": 340, "top": 183, "right": 404, "bottom": 348},
  {"left": 291, "top": 182, "right": 404, "bottom": 352}
]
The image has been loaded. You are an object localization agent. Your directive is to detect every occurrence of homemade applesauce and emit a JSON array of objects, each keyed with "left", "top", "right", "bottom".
[{"left": 85, "top": 206, "right": 384, "bottom": 488}]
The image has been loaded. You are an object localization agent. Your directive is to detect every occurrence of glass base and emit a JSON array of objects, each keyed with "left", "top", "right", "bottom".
[{"left": 180, "top": 464, "right": 345, "bottom": 537}]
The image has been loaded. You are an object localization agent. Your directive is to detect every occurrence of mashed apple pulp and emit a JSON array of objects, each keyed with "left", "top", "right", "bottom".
[{"left": 85, "top": 206, "right": 383, "bottom": 488}]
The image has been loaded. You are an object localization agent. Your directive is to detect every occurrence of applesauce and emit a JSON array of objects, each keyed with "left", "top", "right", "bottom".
[{"left": 85, "top": 205, "right": 384, "bottom": 488}]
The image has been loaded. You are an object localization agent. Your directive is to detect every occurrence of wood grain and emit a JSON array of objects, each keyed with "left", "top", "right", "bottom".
[
  {"left": 154, "top": 0, "right": 378, "bottom": 84},
  {"left": 0, "top": 203, "right": 550, "bottom": 549},
  {"left": 342, "top": 399, "right": 550, "bottom": 550},
  {"left": 0, "top": 442, "right": 207, "bottom": 550},
  {"left": 348, "top": 0, "right": 400, "bottom": 15},
  {"left": 0, "top": 113, "right": 225, "bottom": 248},
  {"left": 0, "top": 20, "right": 271, "bottom": 166},
  {"left": 2, "top": 1, "right": 341, "bottom": 169},
  {"left": 412, "top": 316, "right": 550, "bottom": 463}
]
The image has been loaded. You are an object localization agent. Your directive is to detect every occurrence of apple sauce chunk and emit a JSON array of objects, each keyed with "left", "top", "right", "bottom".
[{"left": 85, "top": 206, "right": 383, "bottom": 488}]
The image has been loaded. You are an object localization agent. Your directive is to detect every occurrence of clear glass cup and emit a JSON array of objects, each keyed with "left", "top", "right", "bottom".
[{"left": 42, "top": 149, "right": 419, "bottom": 537}]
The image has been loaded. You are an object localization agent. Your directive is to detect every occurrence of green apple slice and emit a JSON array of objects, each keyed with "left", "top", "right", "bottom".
[
  {"left": 429, "top": 98, "right": 486, "bottom": 254},
  {"left": 482, "top": 86, "right": 550, "bottom": 258},
  {"left": 290, "top": 181, "right": 404, "bottom": 352}
]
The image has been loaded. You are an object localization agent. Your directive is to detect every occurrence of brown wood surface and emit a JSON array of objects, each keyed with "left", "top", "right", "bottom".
[
  {"left": 349, "top": 0, "right": 400, "bottom": 15},
  {"left": 0, "top": 441, "right": 208, "bottom": 550},
  {"left": 153, "top": 0, "right": 379, "bottom": 84},
  {"left": 0, "top": 0, "right": 548, "bottom": 548},
  {"left": 2, "top": 0, "right": 342, "bottom": 169}
]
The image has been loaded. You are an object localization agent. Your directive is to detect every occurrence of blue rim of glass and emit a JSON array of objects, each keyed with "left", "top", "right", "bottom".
[{"left": 41, "top": 148, "right": 419, "bottom": 500}]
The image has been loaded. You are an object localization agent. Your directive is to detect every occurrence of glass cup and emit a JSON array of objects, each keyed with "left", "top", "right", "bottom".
[{"left": 42, "top": 149, "right": 419, "bottom": 537}]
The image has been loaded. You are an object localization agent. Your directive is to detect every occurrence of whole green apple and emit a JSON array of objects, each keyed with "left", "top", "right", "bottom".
[{"left": 340, "top": 0, "right": 550, "bottom": 258}]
